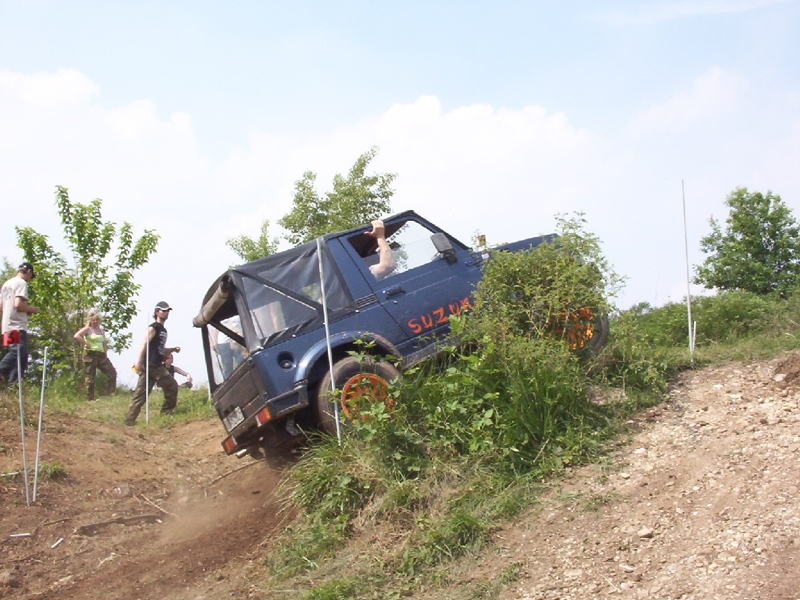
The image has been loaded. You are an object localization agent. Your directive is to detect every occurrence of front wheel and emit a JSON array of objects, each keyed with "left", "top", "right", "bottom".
[{"left": 314, "top": 356, "right": 401, "bottom": 436}]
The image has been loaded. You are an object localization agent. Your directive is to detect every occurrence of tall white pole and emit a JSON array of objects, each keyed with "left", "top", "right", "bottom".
[
  {"left": 33, "top": 346, "right": 48, "bottom": 502},
  {"left": 16, "top": 344, "right": 30, "bottom": 506},
  {"left": 317, "top": 237, "right": 341, "bottom": 444},
  {"left": 682, "top": 180, "right": 695, "bottom": 365}
]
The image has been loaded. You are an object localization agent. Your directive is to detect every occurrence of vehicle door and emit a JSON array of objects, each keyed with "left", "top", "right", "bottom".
[{"left": 343, "top": 216, "right": 481, "bottom": 351}]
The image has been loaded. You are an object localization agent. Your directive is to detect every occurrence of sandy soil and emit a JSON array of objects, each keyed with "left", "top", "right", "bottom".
[
  {"left": 0, "top": 414, "right": 288, "bottom": 599},
  {"left": 2, "top": 353, "right": 800, "bottom": 599}
]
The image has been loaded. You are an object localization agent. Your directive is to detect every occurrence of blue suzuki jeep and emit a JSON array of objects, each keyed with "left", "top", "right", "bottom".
[{"left": 193, "top": 211, "right": 606, "bottom": 456}]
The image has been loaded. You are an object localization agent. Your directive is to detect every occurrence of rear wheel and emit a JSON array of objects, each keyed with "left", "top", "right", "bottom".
[
  {"left": 585, "top": 311, "right": 609, "bottom": 350},
  {"left": 552, "top": 308, "right": 609, "bottom": 351},
  {"left": 314, "top": 356, "right": 401, "bottom": 436}
]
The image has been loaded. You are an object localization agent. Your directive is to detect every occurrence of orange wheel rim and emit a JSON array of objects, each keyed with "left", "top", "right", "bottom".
[
  {"left": 550, "top": 308, "right": 596, "bottom": 349},
  {"left": 340, "top": 373, "right": 393, "bottom": 421}
]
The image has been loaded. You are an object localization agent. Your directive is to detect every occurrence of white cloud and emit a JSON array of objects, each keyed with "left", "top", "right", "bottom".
[
  {"left": 630, "top": 67, "right": 747, "bottom": 136},
  {"left": 0, "top": 67, "right": 98, "bottom": 107}
]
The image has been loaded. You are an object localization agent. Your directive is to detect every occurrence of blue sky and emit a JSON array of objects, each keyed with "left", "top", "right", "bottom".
[{"left": 1, "top": 0, "right": 799, "bottom": 387}]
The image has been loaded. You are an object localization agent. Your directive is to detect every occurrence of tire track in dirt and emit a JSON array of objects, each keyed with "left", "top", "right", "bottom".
[{"left": 1, "top": 414, "right": 293, "bottom": 599}]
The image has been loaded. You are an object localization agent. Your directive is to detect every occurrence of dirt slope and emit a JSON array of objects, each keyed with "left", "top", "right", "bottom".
[
  {"left": 2, "top": 353, "right": 800, "bottom": 599},
  {"left": 0, "top": 415, "right": 288, "bottom": 599}
]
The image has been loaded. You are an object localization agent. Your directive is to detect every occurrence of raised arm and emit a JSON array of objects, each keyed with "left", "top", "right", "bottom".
[{"left": 366, "top": 220, "right": 396, "bottom": 280}]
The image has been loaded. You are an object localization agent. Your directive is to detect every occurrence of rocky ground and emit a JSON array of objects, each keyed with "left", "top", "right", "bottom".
[
  {"left": 2, "top": 353, "right": 800, "bottom": 599},
  {"left": 490, "top": 353, "right": 800, "bottom": 600}
]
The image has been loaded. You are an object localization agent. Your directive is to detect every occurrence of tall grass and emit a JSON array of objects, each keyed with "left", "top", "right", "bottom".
[{"left": 0, "top": 379, "right": 214, "bottom": 427}]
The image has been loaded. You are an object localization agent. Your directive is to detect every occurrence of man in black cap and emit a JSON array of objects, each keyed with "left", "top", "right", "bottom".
[
  {"left": 124, "top": 301, "right": 180, "bottom": 425},
  {"left": 0, "top": 262, "right": 39, "bottom": 384}
]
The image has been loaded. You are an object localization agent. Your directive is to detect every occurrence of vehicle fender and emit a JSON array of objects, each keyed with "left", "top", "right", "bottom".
[{"left": 295, "top": 332, "right": 402, "bottom": 385}]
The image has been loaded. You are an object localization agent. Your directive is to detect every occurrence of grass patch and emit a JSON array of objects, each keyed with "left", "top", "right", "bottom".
[
  {"left": 37, "top": 460, "right": 68, "bottom": 480},
  {"left": 1, "top": 382, "right": 216, "bottom": 429}
]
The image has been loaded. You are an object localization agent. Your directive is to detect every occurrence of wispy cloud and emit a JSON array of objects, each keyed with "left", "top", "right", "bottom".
[
  {"left": 630, "top": 66, "right": 747, "bottom": 136},
  {"left": 0, "top": 68, "right": 98, "bottom": 107},
  {"left": 602, "top": 0, "right": 796, "bottom": 25}
]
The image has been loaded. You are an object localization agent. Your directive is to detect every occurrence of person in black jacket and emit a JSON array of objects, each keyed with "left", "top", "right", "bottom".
[{"left": 124, "top": 301, "right": 179, "bottom": 426}]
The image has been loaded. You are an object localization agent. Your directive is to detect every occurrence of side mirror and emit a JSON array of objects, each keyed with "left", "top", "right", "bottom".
[{"left": 431, "top": 233, "right": 457, "bottom": 264}]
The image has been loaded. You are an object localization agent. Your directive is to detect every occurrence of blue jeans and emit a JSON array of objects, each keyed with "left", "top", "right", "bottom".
[{"left": 0, "top": 330, "right": 28, "bottom": 384}]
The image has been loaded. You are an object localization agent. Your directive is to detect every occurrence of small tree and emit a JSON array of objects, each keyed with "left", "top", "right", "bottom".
[
  {"left": 226, "top": 219, "right": 280, "bottom": 263},
  {"left": 694, "top": 187, "right": 800, "bottom": 296},
  {"left": 16, "top": 186, "right": 159, "bottom": 372},
  {"left": 469, "top": 213, "right": 622, "bottom": 343},
  {"left": 278, "top": 147, "right": 396, "bottom": 245}
]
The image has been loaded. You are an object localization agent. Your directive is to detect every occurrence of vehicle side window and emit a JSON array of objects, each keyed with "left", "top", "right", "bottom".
[
  {"left": 241, "top": 277, "right": 317, "bottom": 344},
  {"left": 210, "top": 316, "right": 247, "bottom": 384},
  {"left": 350, "top": 220, "right": 442, "bottom": 279}
]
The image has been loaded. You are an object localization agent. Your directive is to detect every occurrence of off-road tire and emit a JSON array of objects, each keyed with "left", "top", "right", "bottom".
[
  {"left": 588, "top": 312, "right": 609, "bottom": 350},
  {"left": 314, "top": 356, "right": 401, "bottom": 436}
]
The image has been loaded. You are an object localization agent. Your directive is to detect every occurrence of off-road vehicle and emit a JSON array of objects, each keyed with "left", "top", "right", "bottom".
[{"left": 193, "top": 211, "right": 607, "bottom": 456}]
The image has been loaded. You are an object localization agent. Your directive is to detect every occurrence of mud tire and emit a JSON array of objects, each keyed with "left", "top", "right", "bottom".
[
  {"left": 588, "top": 313, "right": 610, "bottom": 350},
  {"left": 314, "top": 356, "right": 401, "bottom": 436}
]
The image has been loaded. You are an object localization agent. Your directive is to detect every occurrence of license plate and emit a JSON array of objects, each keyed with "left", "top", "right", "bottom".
[{"left": 223, "top": 407, "right": 245, "bottom": 432}]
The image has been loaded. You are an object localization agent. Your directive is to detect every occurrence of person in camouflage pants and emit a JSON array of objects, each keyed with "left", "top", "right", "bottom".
[{"left": 124, "top": 301, "right": 179, "bottom": 426}]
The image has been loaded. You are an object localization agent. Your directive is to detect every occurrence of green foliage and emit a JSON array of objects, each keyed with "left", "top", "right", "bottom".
[
  {"left": 298, "top": 578, "right": 363, "bottom": 600},
  {"left": 266, "top": 518, "right": 349, "bottom": 578},
  {"left": 389, "top": 339, "right": 593, "bottom": 471},
  {"left": 399, "top": 511, "right": 487, "bottom": 575},
  {"left": 15, "top": 186, "right": 159, "bottom": 373},
  {"left": 37, "top": 460, "right": 68, "bottom": 480},
  {"left": 225, "top": 219, "right": 280, "bottom": 263},
  {"left": 268, "top": 216, "right": 631, "bottom": 594},
  {"left": 285, "top": 436, "right": 384, "bottom": 522},
  {"left": 470, "top": 214, "right": 621, "bottom": 345},
  {"left": 616, "top": 290, "right": 790, "bottom": 349},
  {"left": 695, "top": 187, "right": 800, "bottom": 296},
  {"left": 0, "top": 258, "right": 15, "bottom": 285},
  {"left": 278, "top": 147, "right": 395, "bottom": 245}
]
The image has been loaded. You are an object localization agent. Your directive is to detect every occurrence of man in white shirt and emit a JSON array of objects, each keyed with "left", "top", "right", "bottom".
[{"left": 0, "top": 262, "right": 39, "bottom": 384}]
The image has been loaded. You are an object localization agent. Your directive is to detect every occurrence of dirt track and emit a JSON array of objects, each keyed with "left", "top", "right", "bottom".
[
  {"left": 0, "top": 417, "right": 288, "bottom": 599},
  {"left": 2, "top": 353, "right": 800, "bottom": 599}
]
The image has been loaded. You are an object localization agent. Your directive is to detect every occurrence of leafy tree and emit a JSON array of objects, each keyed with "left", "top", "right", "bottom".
[
  {"left": 694, "top": 187, "right": 800, "bottom": 296},
  {"left": 0, "top": 258, "right": 15, "bottom": 285},
  {"left": 226, "top": 219, "right": 280, "bottom": 263},
  {"left": 15, "top": 186, "right": 159, "bottom": 372},
  {"left": 278, "top": 147, "right": 396, "bottom": 245}
]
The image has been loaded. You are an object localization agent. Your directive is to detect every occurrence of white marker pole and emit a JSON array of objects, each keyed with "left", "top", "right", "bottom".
[
  {"left": 33, "top": 346, "right": 48, "bottom": 502},
  {"left": 16, "top": 343, "right": 30, "bottom": 507},
  {"left": 317, "top": 237, "right": 341, "bottom": 444},
  {"left": 682, "top": 180, "right": 695, "bottom": 366}
]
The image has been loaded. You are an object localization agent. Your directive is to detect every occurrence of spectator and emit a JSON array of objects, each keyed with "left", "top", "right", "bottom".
[
  {"left": 164, "top": 350, "right": 192, "bottom": 389},
  {"left": 124, "top": 301, "right": 179, "bottom": 425},
  {"left": 73, "top": 310, "right": 117, "bottom": 401},
  {"left": 0, "top": 262, "right": 39, "bottom": 385}
]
